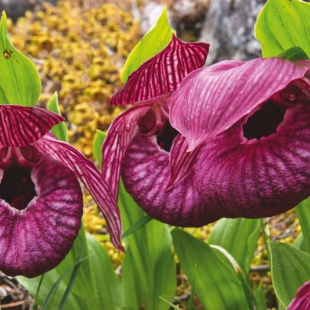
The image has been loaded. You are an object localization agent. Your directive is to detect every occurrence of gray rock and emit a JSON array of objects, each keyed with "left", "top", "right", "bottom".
[
  {"left": 140, "top": 2, "right": 167, "bottom": 35},
  {"left": 199, "top": 0, "right": 266, "bottom": 64},
  {"left": 0, "top": 0, "right": 57, "bottom": 22}
]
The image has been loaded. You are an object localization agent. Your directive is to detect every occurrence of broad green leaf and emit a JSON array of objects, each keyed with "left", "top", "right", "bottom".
[
  {"left": 84, "top": 233, "right": 123, "bottom": 309},
  {"left": 208, "top": 218, "right": 260, "bottom": 273},
  {"left": 172, "top": 228, "right": 249, "bottom": 310},
  {"left": 255, "top": 282, "right": 267, "bottom": 310},
  {"left": 255, "top": 0, "right": 310, "bottom": 58},
  {"left": 121, "top": 7, "right": 174, "bottom": 82},
  {"left": 0, "top": 12, "right": 41, "bottom": 106},
  {"left": 119, "top": 181, "right": 176, "bottom": 310},
  {"left": 269, "top": 241, "right": 310, "bottom": 308},
  {"left": 293, "top": 232, "right": 306, "bottom": 252},
  {"left": 277, "top": 46, "right": 309, "bottom": 61},
  {"left": 296, "top": 197, "right": 310, "bottom": 253},
  {"left": 93, "top": 129, "right": 106, "bottom": 169},
  {"left": 47, "top": 92, "right": 68, "bottom": 142}
]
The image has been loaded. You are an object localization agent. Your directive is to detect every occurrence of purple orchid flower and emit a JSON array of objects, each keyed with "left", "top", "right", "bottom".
[
  {"left": 103, "top": 32, "right": 310, "bottom": 226},
  {"left": 102, "top": 35, "right": 210, "bottom": 226},
  {"left": 287, "top": 280, "right": 310, "bottom": 309},
  {"left": 0, "top": 105, "right": 122, "bottom": 278},
  {"left": 171, "top": 58, "right": 310, "bottom": 219}
]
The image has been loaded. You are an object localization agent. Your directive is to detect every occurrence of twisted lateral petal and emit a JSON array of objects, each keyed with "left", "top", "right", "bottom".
[
  {"left": 287, "top": 281, "right": 310, "bottom": 310},
  {"left": 102, "top": 104, "right": 153, "bottom": 200},
  {"left": 110, "top": 35, "right": 209, "bottom": 105},
  {"left": 0, "top": 155, "right": 82, "bottom": 277},
  {"left": 122, "top": 135, "right": 215, "bottom": 226},
  {"left": 195, "top": 103, "right": 310, "bottom": 220},
  {"left": 35, "top": 135, "right": 123, "bottom": 251},
  {"left": 171, "top": 58, "right": 310, "bottom": 151},
  {"left": 0, "top": 105, "right": 64, "bottom": 147},
  {"left": 167, "top": 134, "right": 201, "bottom": 189}
]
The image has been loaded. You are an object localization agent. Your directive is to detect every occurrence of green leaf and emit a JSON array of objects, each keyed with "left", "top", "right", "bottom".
[
  {"left": 58, "top": 247, "right": 83, "bottom": 310},
  {"left": 296, "top": 197, "right": 310, "bottom": 253},
  {"left": 121, "top": 214, "right": 153, "bottom": 238},
  {"left": 41, "top": 255, "right": 89, "bottom": 310},
  {"left": 208, "top": 218, "right": 260, "bottom": 273},
  {"left": 47, "top": 92, "right": 68, "bottom": 142},
  {"left": 93, "top": 130, "right": 106, "bottom": 169},
  {"left": 269, "top": 241, "right": 310, "bottom": 308},
  {"left": 277, "top": 46, "right": 309, "bottom": 61},
  {"left": 255, "top": 282, "right": 267, "bottom": 310},
  {"left": 0, "top": 12, "right": 41, "bottom": 106},
  {"left": 121, "top": 7, "right": 175, "bottom": 82},
  {"left": 84, "top": 233, "right": 123, "bottom": 308},
  {"left": 119, "top": 181, "right": 176, "bottom": 310},
  {"left": 172, "top": 228, "right": 249, "bottom": 310},
  {"left": 255, "top": 0, "right": 310, "bottom": 58},
  {"left": 293, "top": 232, "right": 306, "bottom": 252}
]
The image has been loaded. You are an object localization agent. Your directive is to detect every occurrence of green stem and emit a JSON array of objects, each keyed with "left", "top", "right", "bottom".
[{"left": 260, "top": 218, "right": 271, "bottom": 265}]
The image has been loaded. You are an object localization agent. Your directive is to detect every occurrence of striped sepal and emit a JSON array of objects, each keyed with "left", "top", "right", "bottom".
[
  {"left": 35, "top": 134, "right": 124, "bottom": 252},
  {"left": 110, "top": 35, "right": 209, "bottom": 105},
  {"left": 0, "top": 105, "right": 64, "bottom": 147},
  {"left": 167, "top": 133, "right": 201, "bottom": 190},
  {"left": 101, "top": 104, "right": 153, "bottom": 201}
]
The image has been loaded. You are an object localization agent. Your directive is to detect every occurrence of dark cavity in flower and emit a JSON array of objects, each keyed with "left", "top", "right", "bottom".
[
  {"left": 0, "top": 165, "right": 37, "bottom": 210},
  {"left": 279, "top": 83, "right": 303, "bottom": 103},
  {"left": 138, "top": 108, "right": 178, "bottom": 151},
  {"left": 242, "top": 100, "right": 286, "bottom": 140},
  {"left": 157, "top": 122, "right": 179, "bottom": 152},
  {"left": 242, "top": 81, "right": 309, "bottom": 140}
]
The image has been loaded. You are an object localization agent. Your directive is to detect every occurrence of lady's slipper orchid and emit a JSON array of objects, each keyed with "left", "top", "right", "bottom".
[
  {"left": 171, "top": 58, "right": 310, "bottom": 220},
  {"left": 102, "top": 35, "right": 210, "bottom": 226},
  {"left": 0, "top": 105, "right": 122, "bottom": 277}
]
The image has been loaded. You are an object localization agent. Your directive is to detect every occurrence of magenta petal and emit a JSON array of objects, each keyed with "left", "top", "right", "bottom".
[
  {"left": 110, "top": 35, "right": 209, "bottom": 105},
  {"left": 122, "top": 134, "right": 211, "bottom": 226},
  {"left": 195, "top": 101, "right": 310, "bottom": 219},
  {"left": 171, "top": 58, "right": 310, "bottom": 151},
  {"left": 0, "top": 155, "right": 82, "bottom": 277},
  {"left": 288, "top": 281, "right": 310, "bottom": 310},
  {"left": 167, "top": 134, "right": 201, "bottom": 189},
  {"left": 35, "top": 135, "right": 123, "bottom": 251},
  {"left": 102, "top": 104, "right": 154, "bottom": 200},
  {"left": 0, "top": 105, "right": 64, "bottom": 147}
]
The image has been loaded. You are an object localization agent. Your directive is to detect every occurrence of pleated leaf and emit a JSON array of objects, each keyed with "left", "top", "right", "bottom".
[
  {"left": 47, "top": 92, "right": 68, "bottom": 142},
  {"left": 255, "top": 0, "right": 310, "bottom": 58},
  {"left": 269, "top": 241, "right": 310, "bottom": 308},
  {"left": 208, "top": 218, "right": 260, "bottom": 273},
  {"left": 172, "top": 228, "right": 249, "bottom": 310},
  {"left": 119, "top": 181, "right": 176, "bottom": 310},
  {"left": 296, "top": 197, "right": 310, "bottom": 254},
  {"left": 0, "top": 12, "right": 41, "bottom": 106}
]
